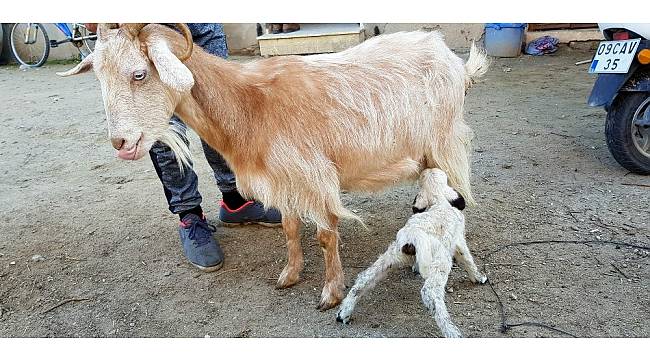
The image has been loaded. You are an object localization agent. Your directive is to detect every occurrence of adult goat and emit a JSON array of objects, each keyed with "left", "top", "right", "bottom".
[{"left": 58, "top": 23, "right": 488, "bottom": 310}]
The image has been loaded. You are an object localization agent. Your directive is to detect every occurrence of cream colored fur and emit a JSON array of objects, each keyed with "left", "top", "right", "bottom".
[
  {"left": 336, "top": 169, "right": 487, "bottom": 337},
  {"left": 58, "top": 25, "right": 489, "bottom": 309}
]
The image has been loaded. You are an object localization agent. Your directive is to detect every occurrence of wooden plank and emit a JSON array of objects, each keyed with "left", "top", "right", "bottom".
[
  {"left": 569, "top": 23, "right": 599, "bottom": 29},
  {"left": 528, "top": 23, "right": 571, "bottom": 31},
  {"left": 259, "top": 32, "right": 363, "bottom": 56},
  {"left": 528, "top": 23, "right": 598, "bottom": 31},
  {"left": 525, "top": 29, "right": 603, "bottom": 44}
]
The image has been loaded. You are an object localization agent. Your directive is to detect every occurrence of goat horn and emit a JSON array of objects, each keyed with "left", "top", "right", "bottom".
[
  {"left": 97, "top": 23, "right": 119, "bottom": 41},
  {"left": 122, "top": 23, "right": 148, "bottom": 39},
  {"left": 174, "top": 23, "right": 193, "bottom": 61},
  {"left": 116, "top": 23, "right": 192, "bottom": 61}
]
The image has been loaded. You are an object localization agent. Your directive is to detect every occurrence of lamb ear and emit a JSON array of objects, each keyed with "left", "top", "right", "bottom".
[
  {"left": 56, "top": 53, "right": 94, "bottom": 76},
  {"left": 147, "top": 38, "right": 194, "bottom": 93}
]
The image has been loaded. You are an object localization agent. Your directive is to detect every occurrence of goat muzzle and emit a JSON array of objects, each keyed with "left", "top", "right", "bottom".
[{"left": 111, "top": 137, "right": 125, "bottom": 151}]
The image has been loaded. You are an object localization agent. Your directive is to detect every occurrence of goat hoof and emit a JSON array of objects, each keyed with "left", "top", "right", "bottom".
[
  {"left": 318, "top": 281, "right": 344, "bottom": 311},
  {"left": 317, "top": 297, "right": 341, "bottom": 311},
  {"left": 276, "top": 278, "right": 299, "bottom": 289},
  {"left": 276, "top": 267, "right": 300, "bottom": 289}
]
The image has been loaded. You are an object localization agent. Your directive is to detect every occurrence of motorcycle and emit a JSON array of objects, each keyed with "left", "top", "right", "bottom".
[{"left": 588, "top": 23, "right": 650, "bottom": 174}]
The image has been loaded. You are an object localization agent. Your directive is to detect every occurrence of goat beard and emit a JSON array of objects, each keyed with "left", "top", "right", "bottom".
[{"left": 159, "top": 122, "right": 193, "bottom": 173}]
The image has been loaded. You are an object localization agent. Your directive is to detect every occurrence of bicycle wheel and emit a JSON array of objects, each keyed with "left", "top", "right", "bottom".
[
  {"left": 77, "top": 24, "right": 96, "bottom": 58},
  {"left": 10, "top": 23, "right": 49, "bottom": 67}
]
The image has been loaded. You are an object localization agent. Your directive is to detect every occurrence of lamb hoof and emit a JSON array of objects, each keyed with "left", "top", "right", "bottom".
[
  {"left": 336, "top": 313, "right": 351, "bottom": 324},
  {"left": 443, "top": 329, "right": 462, "bottom": 338},
  {"left": 477, "top": 275, "right": 488, "bottom": 284}
]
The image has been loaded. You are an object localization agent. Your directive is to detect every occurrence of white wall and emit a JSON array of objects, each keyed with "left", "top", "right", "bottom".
[
  {"left": 223, "top": 23, "right": 260, "bottom": 55},
  {"left": 364, "top": 23, "right": 485, "bottom": 50},
  {"left": 221, "top": 23, "right": 486, "bottom": 53}
]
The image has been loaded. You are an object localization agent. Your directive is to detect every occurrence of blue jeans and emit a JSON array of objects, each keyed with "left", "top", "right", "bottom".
[{"left": 149, "top": 23, "right": 234, "bottom": 214}]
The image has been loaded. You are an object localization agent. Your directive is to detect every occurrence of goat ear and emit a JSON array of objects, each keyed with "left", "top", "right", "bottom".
[
  {"left": 56, "top": 53, "right": 94, "bottom": 77},
  {"left": 147, "top": 38, "right": 194, "bottom": 93}
]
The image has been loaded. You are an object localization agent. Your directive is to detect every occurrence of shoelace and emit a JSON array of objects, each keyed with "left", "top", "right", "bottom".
[{"left": 183, "top": 218, "right": 217, "bottom": 247}]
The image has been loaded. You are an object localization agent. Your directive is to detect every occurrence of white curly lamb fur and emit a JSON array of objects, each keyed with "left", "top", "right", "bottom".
[{"left": 336, "top": 168, "right": 487, "bottom": 337}]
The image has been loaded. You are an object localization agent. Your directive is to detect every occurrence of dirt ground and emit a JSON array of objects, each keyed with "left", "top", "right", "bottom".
[{"left": 0, "top": 47, "right": 648, "bottom": 338}]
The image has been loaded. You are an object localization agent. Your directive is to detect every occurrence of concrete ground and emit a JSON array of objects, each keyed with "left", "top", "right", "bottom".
[{"left": 0, "top": 48, "right": 648, "bottom": 337}]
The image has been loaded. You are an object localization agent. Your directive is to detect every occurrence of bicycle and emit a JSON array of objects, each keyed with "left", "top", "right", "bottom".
[{"left": 10, "top": 23, "right": 97, "bottom": 68}]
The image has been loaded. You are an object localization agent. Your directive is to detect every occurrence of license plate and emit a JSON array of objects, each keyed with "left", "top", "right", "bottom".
[{"left": 589, "top": 39, "right": 641, "bottom": 74}]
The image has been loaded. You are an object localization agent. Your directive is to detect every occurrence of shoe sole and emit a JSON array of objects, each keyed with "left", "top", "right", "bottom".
[
  {"left": 192, "top": 261, "right": 224, "bottom": 273},
  {"left": 218, "top": 220, "right": 283, "bottom": 228}
]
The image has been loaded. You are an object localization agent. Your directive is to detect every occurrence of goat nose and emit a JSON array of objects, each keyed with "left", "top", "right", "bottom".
[{"left": 111, "top": 137, "right": 125, "bottom": 150}]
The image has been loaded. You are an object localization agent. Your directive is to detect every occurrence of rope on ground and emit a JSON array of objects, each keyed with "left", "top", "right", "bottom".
[
  {"left": 485, "top": 239, "right": 650, "bottom": 259},
  {"left": 481, "top": 239, "right": 649, "bottom": 337},
  {"left": 41, "top": 298, "right": 92, "bottom": 314},
  {"left": 483, "top": 274, "right": 577, "bottom": 337}
]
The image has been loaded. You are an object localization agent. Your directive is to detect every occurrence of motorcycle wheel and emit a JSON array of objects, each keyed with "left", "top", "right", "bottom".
[{"left": 605, "top": 92, "right": 650, "bottom": 175}]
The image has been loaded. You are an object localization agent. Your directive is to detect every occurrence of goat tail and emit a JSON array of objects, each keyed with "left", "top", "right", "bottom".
[
  {"left": 429, "top": 119, "right": 476, "bottom": 206},
  {"left": 464, "top": 42, "right": 489, "bottom": 90}
]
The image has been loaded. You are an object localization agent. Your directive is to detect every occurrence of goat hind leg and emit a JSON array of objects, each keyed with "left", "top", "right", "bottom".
[
  {"left": 420, "top": 259, "right": 461, "bottom": 338},
  {"left": 315, "top": 214, "right": 345, "bottom": 311},
  {"left": 336, "top": 243, "right": 408, "bottom": 324},
  {"left": 276, "top": 216, "right": 304, "bottom": 289}
]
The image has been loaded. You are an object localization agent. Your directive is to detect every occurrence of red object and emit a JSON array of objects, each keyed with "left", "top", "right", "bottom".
[
  {"left": 84, "top": 23, "right": 98, "bottom": 33},
  {"left": 613, "top": 31, "right": 630, "bottom": 40},
  {"left": 219, "top": 200, "right": 254, "bottom": 213}
]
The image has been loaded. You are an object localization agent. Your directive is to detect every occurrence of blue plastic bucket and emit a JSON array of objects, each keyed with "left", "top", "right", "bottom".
[{"left": 484, "top": 23, "right": 527, "bottom": 57}]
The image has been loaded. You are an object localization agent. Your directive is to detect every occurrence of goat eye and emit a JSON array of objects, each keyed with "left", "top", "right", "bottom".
[{"left": 132, "top": 70, "right": 146, "bottom": 81}]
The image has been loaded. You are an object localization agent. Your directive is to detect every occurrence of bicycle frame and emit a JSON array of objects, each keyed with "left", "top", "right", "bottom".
[
  {"left": 50, "top": 23, "right": 96, "bottom": 48},
  {"left": 22, "top": 23, "right": 40, "bottom": 45},
  {"left": 54, "top": 23, "right": 73, "bottom": 38},
  {"left": 18, "top": 23, "right": 96, "bottom": 47}
]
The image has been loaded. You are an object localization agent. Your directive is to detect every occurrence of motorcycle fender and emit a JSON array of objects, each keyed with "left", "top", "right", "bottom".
[{"left": 587, "top": 64, "right": 639, "bottom": 108}]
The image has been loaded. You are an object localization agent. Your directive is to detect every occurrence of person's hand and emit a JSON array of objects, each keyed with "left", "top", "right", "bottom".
[{"left": 84, "top": 23, "right": 97, "bottom": 33}]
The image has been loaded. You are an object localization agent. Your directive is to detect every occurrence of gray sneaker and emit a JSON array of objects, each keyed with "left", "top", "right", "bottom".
[
  {"left": 178, "top": 213, "right": 224, "bottom": 272},
  {"left": 218, "top": 200, "right": 282, "bottom": 227}
]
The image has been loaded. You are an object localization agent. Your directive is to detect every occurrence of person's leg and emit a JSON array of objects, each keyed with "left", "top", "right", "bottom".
[
  {"left": 150, "top": 122, "right": 202, "bottom": 217},
  {"left": 200, "top": 140, "right": 282, "bottom": 227},
  {"left": 150, "top": 116, "right": 224, "bottom": 271},
  {"left": 200, "top": 140, "right": 242, "bottom": 206}
]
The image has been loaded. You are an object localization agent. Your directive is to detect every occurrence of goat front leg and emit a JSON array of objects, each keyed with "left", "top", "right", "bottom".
[
  {"left": 454, "top": 236, "right": 487, "bottom": 284},
  {"left": 276, "top": 216, "right": 303, "bottom": 289},
  {"left": 316, "top": 214, "right": 345, "bottom": 311},
  {"left": 336, "top": 243, "right": 410, "bottom": 324}
]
